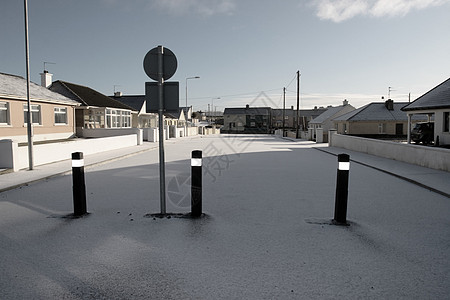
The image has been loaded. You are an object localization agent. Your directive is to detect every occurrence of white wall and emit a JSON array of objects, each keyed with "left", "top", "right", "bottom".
[
  {"left": 143, "top": 127, "right": 170, "bottom": 142},
  {"left": 2, "top": 132, "right": 76, "bottom": 143},
  {"left": 81, "top": 128, "right": 143, "bottom": 145},
  {"left": 1, "top": 135, "right": 138, "bottom": 171},
  {"left": 0, "top": 140, "right": 15, "bottom": 169},
  {"left": 187, "top": 127, "right": 199, "bottom": 137},
  {"left": 329, "top": 131, "right": 450, "bottom": 172}
]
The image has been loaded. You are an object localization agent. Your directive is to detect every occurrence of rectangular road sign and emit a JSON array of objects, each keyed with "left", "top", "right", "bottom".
[{"left": 145, "top": 81, "right": 179, "bottom": 113}]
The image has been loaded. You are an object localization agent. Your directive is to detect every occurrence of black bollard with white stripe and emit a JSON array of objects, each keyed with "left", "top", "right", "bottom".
[
  {"left": 333, "top": 154, "right": 350, "bottom": 225},
  {"left": 72, "top": 152, "right": 87, "bottom": 216},
  {"left": 191, "top": 150, "right": 202, "bottom": 217}
]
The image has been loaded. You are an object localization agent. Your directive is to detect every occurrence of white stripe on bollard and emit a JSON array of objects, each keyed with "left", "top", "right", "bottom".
[
  {"left": 72, "top": 159, "right": 85, "bottom": 168},
  {"left": 338, "top": 161, "right": 350, "bottom": 171},
  {"left": 191, "top": 158, "right": 202, "bottom": 167}
]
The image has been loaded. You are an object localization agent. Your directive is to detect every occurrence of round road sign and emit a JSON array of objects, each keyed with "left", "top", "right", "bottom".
[{"left": 143, "top": 46, "right": 177, "bottom": 81}]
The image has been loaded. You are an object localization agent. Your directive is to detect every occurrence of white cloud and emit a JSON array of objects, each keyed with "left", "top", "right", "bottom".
[
  {"left": 153, "top": 0, "right": 236, "bottom": 16},
  {"left": 315, "top": 0, "right": 369, "bottom": 22},
  {"left": 312, "top": 0, "right": 449, "bottom": 22}
]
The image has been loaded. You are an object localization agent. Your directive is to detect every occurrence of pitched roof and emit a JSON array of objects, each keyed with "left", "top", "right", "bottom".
[
  {"left": 111, "top": 95, "right": 146, "bottom": 112},
  {"left": 272, "top": 108, "right": 327, "bottom": 118},
  {"left": 310, "top": 106, "right": 347, "bottom": 124},
  {"left": 402, "top": 78, "right": 450, "bottom": 111},
  {"left": 334, "top": 102, "right": 426, "bottom": 121},
  {"left": 164, "top": 108, "right": 185, "bottom": 120},
  {"left": 0, "top": 72, "right": 79, "bottom": 105},
  {"left": 180, "top": 106, "right": 191, "bottom": 116},
  {"left": 224, "top": 107, "right": 271, "bottom": 115},
  {"left": 50, "top": 81, "right": 135, "bottom": 110}
]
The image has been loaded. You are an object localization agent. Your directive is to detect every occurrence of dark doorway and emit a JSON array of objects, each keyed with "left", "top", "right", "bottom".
[{"left": 396, "top": 123, "right": 403, "bottom": 135}]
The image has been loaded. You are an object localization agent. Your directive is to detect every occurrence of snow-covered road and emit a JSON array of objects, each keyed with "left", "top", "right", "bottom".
[{"left": 1, "top": 135, "right": 448, "bottom": 299}]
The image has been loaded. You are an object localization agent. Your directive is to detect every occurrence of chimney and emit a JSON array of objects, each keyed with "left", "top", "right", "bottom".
[
  {"left": 385, "top": 99, "right": 394, "bottom": 110},
  {"left": 291, "top": 105, "right": 294, "bottom": 110},
  {"left": 40, "top": 70, "right": 53, "bottom": 88},
  {"left": 246, "top": 104, "right": 249, "bottom": 109},
  {"left": 343, "top": 99, "right": 348, "bottom": 106},
  {"left": 114, "top": 91, "right": 123, "bottom": 97}
]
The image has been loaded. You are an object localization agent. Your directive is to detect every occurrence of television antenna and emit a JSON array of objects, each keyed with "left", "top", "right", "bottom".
[
  {"left": 43, "top": 61, "right": 56, "bottom": 72},
  {"left": 388, "top": 86, "right": 396, "bottom": 99}
]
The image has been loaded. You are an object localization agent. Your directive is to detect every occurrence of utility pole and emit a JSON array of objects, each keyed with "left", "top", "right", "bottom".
[
  {"left": 296, "top": 70, "right": 300, "bottom": 139},
  {"left": 282, "top": 87, "right": 286, "bottom": 137},
  {"left": 24, "top": 0, "right": 33, "bottom": 170}
]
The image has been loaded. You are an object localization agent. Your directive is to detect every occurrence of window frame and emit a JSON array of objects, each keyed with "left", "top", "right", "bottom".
[
  {"left": 54, "top": 106, "right": 68, "bottom": 125},
  {"left": 106, "top": 108, "right": 131, "bottom": 128},
  {"left": 444, "top": 111, "right": 449, "bottom": 132},
  {"left": 23, "top": 104, "right": 41, "bottom": 125},
  {"left": 378, "top": 123, "right": 386, "bottom": 134},
  {"left": 0, "top": 101, "right": 10, "bottom": 125}
]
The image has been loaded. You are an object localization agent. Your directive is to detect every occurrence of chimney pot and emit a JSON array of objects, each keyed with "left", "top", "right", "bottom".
[
  {"left": 385, "top": 99, "right": 394, "bottom": 110},
  {"left": 40, "top": 71, "right": 53, "bottom": 88}
]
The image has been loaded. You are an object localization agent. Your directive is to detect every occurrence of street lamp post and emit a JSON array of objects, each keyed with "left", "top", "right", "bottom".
[
  {"left": 185, "top": 76, "right": 200, "bottom": 137},
  {"left": 211, "top": 97, "right": 220, "bottom": 124}
]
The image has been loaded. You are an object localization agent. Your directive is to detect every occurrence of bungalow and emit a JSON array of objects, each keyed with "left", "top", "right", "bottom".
[
  {"left": 334, "top": 99, "right": 427, "bottom": 137},
  {"left": 111, "top": 93, "right": 158, "bottom": 128},
  {"left": 222, "top": 105, "right": 271, "bottom": 134},
  {"left": 309, "top": 100, "right": 355, "bottom": 142},
  {"left": 49, "top": 80, "right": 137, "bottom": 135},
  {"left": 402, "top": 78, "right": 450, "bottom": 145},
  {"left": 0, "top": 72, "right": 79, "bottom": 143}
]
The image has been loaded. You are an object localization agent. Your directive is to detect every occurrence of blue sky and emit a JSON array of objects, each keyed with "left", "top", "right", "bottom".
[{"left": 1, "top": 0, "right": 449, "bottom": 112}]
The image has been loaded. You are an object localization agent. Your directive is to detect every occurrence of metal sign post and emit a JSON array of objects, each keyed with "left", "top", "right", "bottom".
[
  {"left": 157, "top": 46, "right": 166, "bottom": 214},
  {"left": 143, "top": 45, "right": 178, "bottom": 215}
]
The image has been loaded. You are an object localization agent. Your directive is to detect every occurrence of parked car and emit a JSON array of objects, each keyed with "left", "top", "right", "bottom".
[{"left": 411, "top": 122, "right": 434, "bottom": 144}]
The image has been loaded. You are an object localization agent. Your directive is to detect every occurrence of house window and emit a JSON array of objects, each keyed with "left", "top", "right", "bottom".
[
  {"left": 106, "top": 109, "right": 120, "bottom": 128},
  {"left": 250, "top": 121, "right": 256, "bottom": 127},
  {"left": 444, "top": 112, "right": 449, "bottom": 132},
  {"left": 250, "top": 115, "right": 255, "bottom": 120},
  {"left": 0, "top": 102, "right": 9, "bottom": 125},
  {"left": 122, "top": 111, "right": 131, "bottom": 128},
  {"left": 106, "top": 109, "right": 131, "bottom": 128},
  {"left": 23, "top": 104, "right": 41, "bottom": 125},
  {"left": 54, "top": 107, "right": 67, "bottom": 124},
  {"left": 378, "top": 123, "right": 386, "bottom": 134}
]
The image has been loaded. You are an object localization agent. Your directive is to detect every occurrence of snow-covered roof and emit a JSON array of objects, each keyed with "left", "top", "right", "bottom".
[
  {"left": 0, "top": 72, "right": 79, "bottom": 106},
  {"left": 334, "top": 102, "right": 426, "bottom": 121},
  {"left": 310, "top": 106, "right": 346, "bottom": 124},
  {"left": 402, "top": 77, "right": 450, "bottom": 111}
]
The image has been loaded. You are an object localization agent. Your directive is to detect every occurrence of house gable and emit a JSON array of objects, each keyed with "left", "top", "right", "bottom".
[{"left": 402, "top": 78, "right": 450, "bottom": 111}]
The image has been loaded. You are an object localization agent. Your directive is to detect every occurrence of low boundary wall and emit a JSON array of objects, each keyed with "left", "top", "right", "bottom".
[
  {"left": 329, "top": 131, "right": 450, "bottom": 172},
  {"left": 80, "top": 128, "right": 143, "bottom": 145},
  {"left": 0, "top": 135, "right": 137, "bottom": 172}
]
